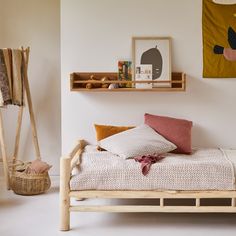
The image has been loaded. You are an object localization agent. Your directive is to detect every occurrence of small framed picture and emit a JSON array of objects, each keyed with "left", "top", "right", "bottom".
[{"left": 132, "top": 37, "right": 172, "bottom": 87}]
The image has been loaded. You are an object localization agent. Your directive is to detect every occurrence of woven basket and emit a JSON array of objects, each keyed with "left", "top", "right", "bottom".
[{"left": 11, "top": 170, "right": 51, "bottom": 195}]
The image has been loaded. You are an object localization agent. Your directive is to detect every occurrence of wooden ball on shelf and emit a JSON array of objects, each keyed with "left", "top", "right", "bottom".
[
  {"left": 90, "top": 75, "right": 96, "bottom": 80},
  {"left": 86, "top": 83, "right": 93, "bottom": 89}
]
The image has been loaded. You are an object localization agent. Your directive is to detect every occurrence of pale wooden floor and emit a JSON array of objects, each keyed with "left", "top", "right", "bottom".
[{"left": 1, "top": 176, "right": 236, "bottom": 236}]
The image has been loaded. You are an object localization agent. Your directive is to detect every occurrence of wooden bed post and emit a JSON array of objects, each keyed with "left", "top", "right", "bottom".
[
  {"left": 60, "top": 140, "right": 86, "bottom": 231},
  {"left": 60, "top": 156, "right": 71, "bottom": 231}
]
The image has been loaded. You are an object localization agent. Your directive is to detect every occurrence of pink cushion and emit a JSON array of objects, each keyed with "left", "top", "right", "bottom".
[{"left": 144, "top": 113, "right": 193, "bottom": 154}]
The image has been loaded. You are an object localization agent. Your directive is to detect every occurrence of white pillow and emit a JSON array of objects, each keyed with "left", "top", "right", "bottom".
[{"left": 99, "top": 124, "right": 177, "bottom": 159}]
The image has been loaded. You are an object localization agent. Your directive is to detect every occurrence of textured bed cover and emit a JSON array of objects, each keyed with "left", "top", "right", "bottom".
[{"left": 70, "top": 146, "right": 236, "bottom": 191}]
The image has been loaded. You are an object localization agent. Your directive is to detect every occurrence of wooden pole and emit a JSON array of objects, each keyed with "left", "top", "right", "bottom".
[
  {"left": 0, "top": 110, "right": 10, "bottom": 189},
  {"left": 12, "top": 47, "right": 30, "bottom": 167},
  {"left": 21, "top": 47, "right": 41, "bottom": 160},
  {"left": 12, "top": 107, "right": 24, "bottom": 168}
]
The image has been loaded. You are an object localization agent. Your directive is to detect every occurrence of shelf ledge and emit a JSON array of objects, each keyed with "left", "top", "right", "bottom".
[{"left": 70, "top": 72, "right": 186, "bottom": 92}]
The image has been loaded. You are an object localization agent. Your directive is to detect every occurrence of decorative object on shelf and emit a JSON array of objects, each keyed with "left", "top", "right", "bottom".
[
  {"left": 132, "top": 37, "right": 171, "bottom": 87},
  {"left": 85, "top": 75, "right": 111, "bottom": 89},
  {"left": 108, "top": 83, "right": 119, "bottom": 89},
  {"left": 0, "top": 47, "right": 51, "bottom": 195},
  {"left": 135, "top": 64, "right": 152, "bottom": 89},
  {"left": 118, "top": 61, "right": 132, "bottom": 88},
  {"left": 70, "top": 72, "right": 186, "bottom": 92},
  {"left": 101, "top": 76, "right": 111, "bottom": 88},
  {"left": 86, "top": 75, "right": 102, "bottom": 89},
  {"left": 203, "top": 0, "right": 236, "bottom": 78}
]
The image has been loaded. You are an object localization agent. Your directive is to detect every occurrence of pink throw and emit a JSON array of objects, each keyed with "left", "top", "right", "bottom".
[{"left": 134, "top": 154, "right": 165, "bottom": 176}]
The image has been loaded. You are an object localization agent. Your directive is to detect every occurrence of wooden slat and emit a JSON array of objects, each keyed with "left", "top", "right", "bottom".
[
  {"left": 69, "top": 205, "right": 236, "bottom": 213},
  {"left": 183, "top": 74, "right": 186, "bottom": 90},
  {"left": 71, "top": 72, "right": 118, "bottom": 80},
  {"left": 71, "top": 88, "right": 185, "bottom": 92},
  {"left": 160, "top": 198, "right": 164, "bottom": 207},
  {"left": 69, "top": 190, "right": 236, "bottom": 199},
  {"left": 232, "top": 198, "right": 236, "bottom": 207},
  {"left": 71, "top": 72, "right": 183, "bottom": 80},
  {"left": 196, "top": 198, "right": 200, "bottom": 207},
  {"left": 73, "top": 80, "right": 183, "bottom": 84}
]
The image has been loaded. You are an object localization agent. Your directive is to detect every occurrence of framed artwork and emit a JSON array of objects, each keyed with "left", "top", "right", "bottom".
[
  {"left": 132, "top": 37, "right": 171, "bottom": 87},
  {"left": 203, "top": 0, "right": 236, "bottom": 78}
]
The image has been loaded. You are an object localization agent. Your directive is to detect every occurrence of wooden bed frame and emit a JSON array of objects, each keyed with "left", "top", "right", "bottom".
[{"left": 59, "top": 140, "right": 236, "bottom": 231}]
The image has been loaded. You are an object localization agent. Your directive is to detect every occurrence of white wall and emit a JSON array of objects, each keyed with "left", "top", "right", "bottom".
[
  {"left": 61, "top": 0, "right": 236, "bottom": 154},
  {"left": 0, "top": 0, "right": 61, "bottom": 175},
  {"left": 0, "top": 6, "right": 3, "bottom": 43}
]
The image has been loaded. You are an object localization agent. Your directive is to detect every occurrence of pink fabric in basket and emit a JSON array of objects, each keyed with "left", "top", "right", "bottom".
[
  {"left": 145, "top": 113, "right": 193, "bottom": 154},
  {"left": 26, "top": 160, "right": 52, "bottom": 174}
]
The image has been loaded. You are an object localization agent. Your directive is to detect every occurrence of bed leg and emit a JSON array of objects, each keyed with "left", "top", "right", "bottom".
[{"left": 60, "top": 156, "right": 71, "bottom": 231}]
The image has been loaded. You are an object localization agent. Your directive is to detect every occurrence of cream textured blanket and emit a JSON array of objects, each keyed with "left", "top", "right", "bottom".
[{"left": 70, "top": 146, "right": 236, "bottom": 191}]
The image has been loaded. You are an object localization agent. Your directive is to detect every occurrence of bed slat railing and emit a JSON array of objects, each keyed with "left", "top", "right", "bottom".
[
  {"left": 69, "top": 205, "right": 236, "bottom": 213},
  {"left": 69, "top": 190, "right": 236, "bottom": 199},
  {"left": 69, "top": 190, "right": 236, "bottom": 214}
]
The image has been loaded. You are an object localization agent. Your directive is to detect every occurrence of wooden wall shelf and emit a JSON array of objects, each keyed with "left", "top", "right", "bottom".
[{"left": 70, "top": 72, "right": 186, "bottom": 92}]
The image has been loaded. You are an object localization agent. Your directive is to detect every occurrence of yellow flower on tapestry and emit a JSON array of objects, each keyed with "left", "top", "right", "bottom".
[{"left": 203, "top": 0, "right": 236, "bottom": 78}]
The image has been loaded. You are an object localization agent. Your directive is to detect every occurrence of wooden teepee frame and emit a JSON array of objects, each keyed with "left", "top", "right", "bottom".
[{"left": 0, "top": 47, "right": 41, "bottom": 190}]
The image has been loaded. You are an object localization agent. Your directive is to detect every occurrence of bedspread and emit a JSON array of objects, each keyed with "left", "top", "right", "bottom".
[{"left": 70, "top": 146, "right": 236, "bottom": 191}]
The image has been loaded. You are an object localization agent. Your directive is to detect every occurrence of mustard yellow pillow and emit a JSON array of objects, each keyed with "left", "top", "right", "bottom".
[{"left": 94, "top": 124, "right": 135, "bottom": 141}]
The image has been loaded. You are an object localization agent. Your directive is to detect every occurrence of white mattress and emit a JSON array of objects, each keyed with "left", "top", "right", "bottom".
[{"left": 70, "top": 146, "right": 236, "bottom": 191}]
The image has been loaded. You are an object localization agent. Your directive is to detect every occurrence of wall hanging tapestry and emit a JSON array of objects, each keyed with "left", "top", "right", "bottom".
[{"left": 203, "top": 0, "right": 236, "bottom": 78}]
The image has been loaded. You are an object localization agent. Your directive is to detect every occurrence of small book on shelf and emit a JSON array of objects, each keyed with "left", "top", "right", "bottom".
[{"left": 118, "top": 61, "right": 132, "bottom": 88}]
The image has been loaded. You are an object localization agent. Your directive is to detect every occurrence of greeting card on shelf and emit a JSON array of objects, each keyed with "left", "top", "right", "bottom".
[{"left": 135, "top": 64, "right": 152, "bottom": 89}]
